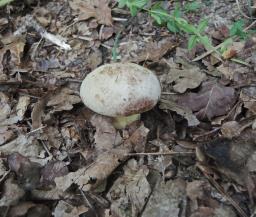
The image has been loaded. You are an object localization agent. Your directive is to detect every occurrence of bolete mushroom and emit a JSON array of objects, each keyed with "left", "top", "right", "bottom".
[{"left": 80, "top": 63, "right": 161, "bottom": 129}]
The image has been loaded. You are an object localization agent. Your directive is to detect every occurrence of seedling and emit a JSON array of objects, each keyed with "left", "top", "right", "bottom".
[
  {"left": 118, "top": 0, "right": 215, "bottom": 51},
  {"left": 229, "top": 19, "right": 248, "bottom": 39},
  {"left": 184, "top": 1, "right": 202, "bottom": 13}
]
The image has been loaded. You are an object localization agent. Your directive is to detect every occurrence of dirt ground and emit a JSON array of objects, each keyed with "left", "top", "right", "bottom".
[{"left": 0, "top": 0, "right": 256, "bottom": 216}]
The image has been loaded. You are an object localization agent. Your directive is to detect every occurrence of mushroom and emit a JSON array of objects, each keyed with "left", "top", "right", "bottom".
[{"left": 80, "top": 63, "right": 161, "bottom": 129}]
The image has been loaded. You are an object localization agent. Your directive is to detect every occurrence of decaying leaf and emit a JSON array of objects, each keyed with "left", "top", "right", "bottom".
[
  {"left": 47, "top": 87, "right": 81, "bottom": 112},
  {"left": 55, "top": 123, "right": 149, "bottom": 192},
  {"left": 0, "top": 135, "right": 42, "bottom": 161},
  {"left": 16, "top": 96, "right": 30, "bottom": 120},
  {"left": 0, "top": 177, "right": 25, "bottom": 207},
  {"left": 8, "top": 202, "right": 36, "bottom": 217},
  {"left": 221, "top": 119, "right": 254, "bottom": 138},
  {"left": 178, "top": 81, "right": 236, "bottom": 120},
  {"left": 107, "top": 159, "right": 151, "bottom": 217},
  {"left": 0, "top": 92, "right": 11, "bottom": 121},
  {"left": 32, "top": 87, "right": 81, "bottom": 129},
  {"left": 69, "top": 0, "right": 112, "bottom": 26},
  {"left": 0, "top": 36, "right": 26, "bottom": 79},
  {"left": 53, "top": 200, "right": 88, "bottom": 217},
  {"left": 160, "top": 99, "right": 200, "bottom": 126},
  {"left": 0, "top": 126, "right": 15, "bottom": 145},
  {"left": 8, "top": 153, "right": 41, "bottom": 190},
  {"left": 142, "top": 178, "right": 186, "bottom": 217},
  {"left": 161, "top": 58, "right": 205, "bottom": 93},
  {"left": 131, "top": 38, "right": 177, "bottom": 63},
  {"left": 240, "top": 86, "right": 256, "bottom": 114}
]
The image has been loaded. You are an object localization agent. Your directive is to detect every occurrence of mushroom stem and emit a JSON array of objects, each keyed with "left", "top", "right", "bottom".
[{"left": 113, "top": 114, "right": 140, "bottom": 129}]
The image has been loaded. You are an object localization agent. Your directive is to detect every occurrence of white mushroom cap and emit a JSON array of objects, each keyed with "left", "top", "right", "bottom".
[{"left": 80, "top": 63, "right": 161, "bottom": 117}]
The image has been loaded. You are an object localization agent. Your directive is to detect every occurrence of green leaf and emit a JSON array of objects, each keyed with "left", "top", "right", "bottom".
[
  {"left": 150, "top": 3, "right": 169, "bottom": 24},
  {"left": 118, "top": 0, "right": 148, "bottom": 16},
  {"left": 167, "top": 21, "right": 180, "bottom": 33},
  {"left": 130, "top": 5, "right": 138, "bottom": 16},
  {"left": 184, "top": 1, "right": 201, "bottom": 12},
  {"left": 173, "top": 3, "right": 181, "bottom": 18},
  {"left": 151, "top": 13, "right": 163, "bottom": 24},
  {"left": 176, "top": 18, "right": 196, "bottom": 33},
  {"left": 220, "top": 38, "right": 233, "bottom": 53},
  {"left": 118, "top": 0, "right": 128, "bottom": 8},
  {"left": 188, "top": 35, "right": 198, "bottom": 50},
  {"left": 229, "top": 19, "right": 247, "bottom": 39},
  {"left": 199, "top": 35, "right": 212, "bottom": 49},
  {"left": 198, "top": 19, "right": 208, "bottom": 33}
]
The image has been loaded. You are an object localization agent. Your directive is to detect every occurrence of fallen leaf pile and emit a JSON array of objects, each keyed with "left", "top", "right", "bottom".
[{"left": 0, "top": 0, "right": 256, "bottom": 217}]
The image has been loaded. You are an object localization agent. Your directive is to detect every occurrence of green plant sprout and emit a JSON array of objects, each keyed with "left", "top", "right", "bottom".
[
  {"left": 229, "top": 19, "right": 248, "bottom": 39},
  {"left": 184, "top": 1, "right": 202, "bottom": 13},
  {"left": 0, "top": 0, "right": 14, "bottom": 7},
  {"left": 118, "top": 0, "right": 215, "bottom": 51}
]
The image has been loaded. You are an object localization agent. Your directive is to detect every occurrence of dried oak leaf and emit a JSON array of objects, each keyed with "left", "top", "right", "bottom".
[
  {"left": 178, "top": 81, "right": 236, "bottom": 120},
  {"left": 107, "top": 159, "right": 151, "bottom": 217},
  {"left": 161, "top": 58, "right": 205, "bottom": 93},
  {"left": 53, "top": 200, "right": 88, "bottom": 217},
  {"left": 160, "top": 99, "right": 200, "bottom": 126},
  {"left": 142, "top": 178, "right": 186, "bottom": 217},
  {"left": 240, "top": 86, "right": 256, "bottom": 114},
  {"left": 0, "top": 36, "right": 25, "bottom": 80},
  {"left": 131, "top": 38, "right": 177, "bottom": 63},
  {"left": 0, "top": 177, "right": 25, "bottom": 207},
  {"left": 55, "top": 123, "right": 149, "bottom": 192},
  {"left": 69, "top": 0, "right": 112, "bottom": 26}
]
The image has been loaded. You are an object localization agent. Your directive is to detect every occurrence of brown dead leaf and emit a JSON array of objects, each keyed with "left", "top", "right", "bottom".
[
  {"left": 0, "top": 177, "right": 25, "bottom": 207},
  {"left": 142, "top": 178, "right": 186, "bottom": 217},
  {"left": 32, "top": 87, "right": 81, "bottom": 129},
  {"left": 0, "top": 36, "right": 25, "bottom": 79},
  {"left": 0, "top": 127, "right": 15, "bottom": 145},
  {"left": 131, "top": 38, "right": 177, "bottom": 62},
  {"left": 69, "top": 0, "right": 112, "bottom": 26},
  {"left": 107, "top": 159, "right": 151, "bottom": 217},
  {"left": 47, "top": 87, "right": 81, "bottom": 112},
  {"left": 222, "top": 42, "right": 244, "bottom": 59},
  {"left": 160, "top": 99, "right": 200, "bottom": 126},
  {"left": 16, "top": 96, "right": 30, "bottom": 120},
  {"left": 0, "top": 135, "right": 41, "bottom": 159},
  {"left": 161, "top": 58, "right": 205, "bottom": 93},
  {"left": 40, "top": 161, "right": 68, "bottom": 186},
  {"left": 53, "top": 200, "right": 88, "bottom": 217},
  {"left": 55, "top": 124, "right": 149, "bottom": 192},
  {"left": 221, "top": 118, "right": 254, "bottom": 138},
  {"left": 0, "top": 92, "right": 11, "bottom": 121},
  {"left": 8, "top": 153, "right": 41, "bottom": 190},
  {"left": 178, "top": 81, "right": 236, "bottom": 120},
  {"left": 8, "top": 202, "right": 36, "bottom": 217},
  {"left": 240, "top": 87, "right": 256, "bottom": 114},
  {"left": 90, "top": 114, "right": 122, "bottom": 152}
]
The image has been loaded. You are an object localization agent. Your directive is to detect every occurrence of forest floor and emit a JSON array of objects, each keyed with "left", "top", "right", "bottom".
[{"left": 0, "top": 0, "right": 256, "bottom": 217}]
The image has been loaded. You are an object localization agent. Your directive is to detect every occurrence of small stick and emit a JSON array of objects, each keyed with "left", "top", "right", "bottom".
[
  {"left": 192, "top": 20, "right": 256, "bottom": 62},
  {"left": 125, "top": 151, "right": 194, "bottom": 156},
  {"left": 26, "top": 125, "right": 46, "bottom": 135},
  {"left": 14, "top": 15, "right": 71, "bottom": 50}
]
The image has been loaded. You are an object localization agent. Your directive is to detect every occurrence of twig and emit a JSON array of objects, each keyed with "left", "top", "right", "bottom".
[
  {"left": 236, "top": 0, "right": 256, "bottom": 20},
  {"left": 14, "top": 15, "right": 71, "bottom": 50},
  {"left": 26, "top": 125, "right": 46, "bottom": 135},
  {"left": 80, "top": 189, "right": 99, "bottom": 217},
  {"left": 192, "top": 20, "right": 256, "bottom": 62},
  {"left": 125, "top": 151, "right": 194, "bottom": 156},
  {"left": 112, "top": 16, "right": 135, "bottom": 61},
  {"left": 0, "top": 170, "right": 10, "bottom": 183},
  {"left": 200, "top": 167, "right": 249, "bottom": 217}
]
